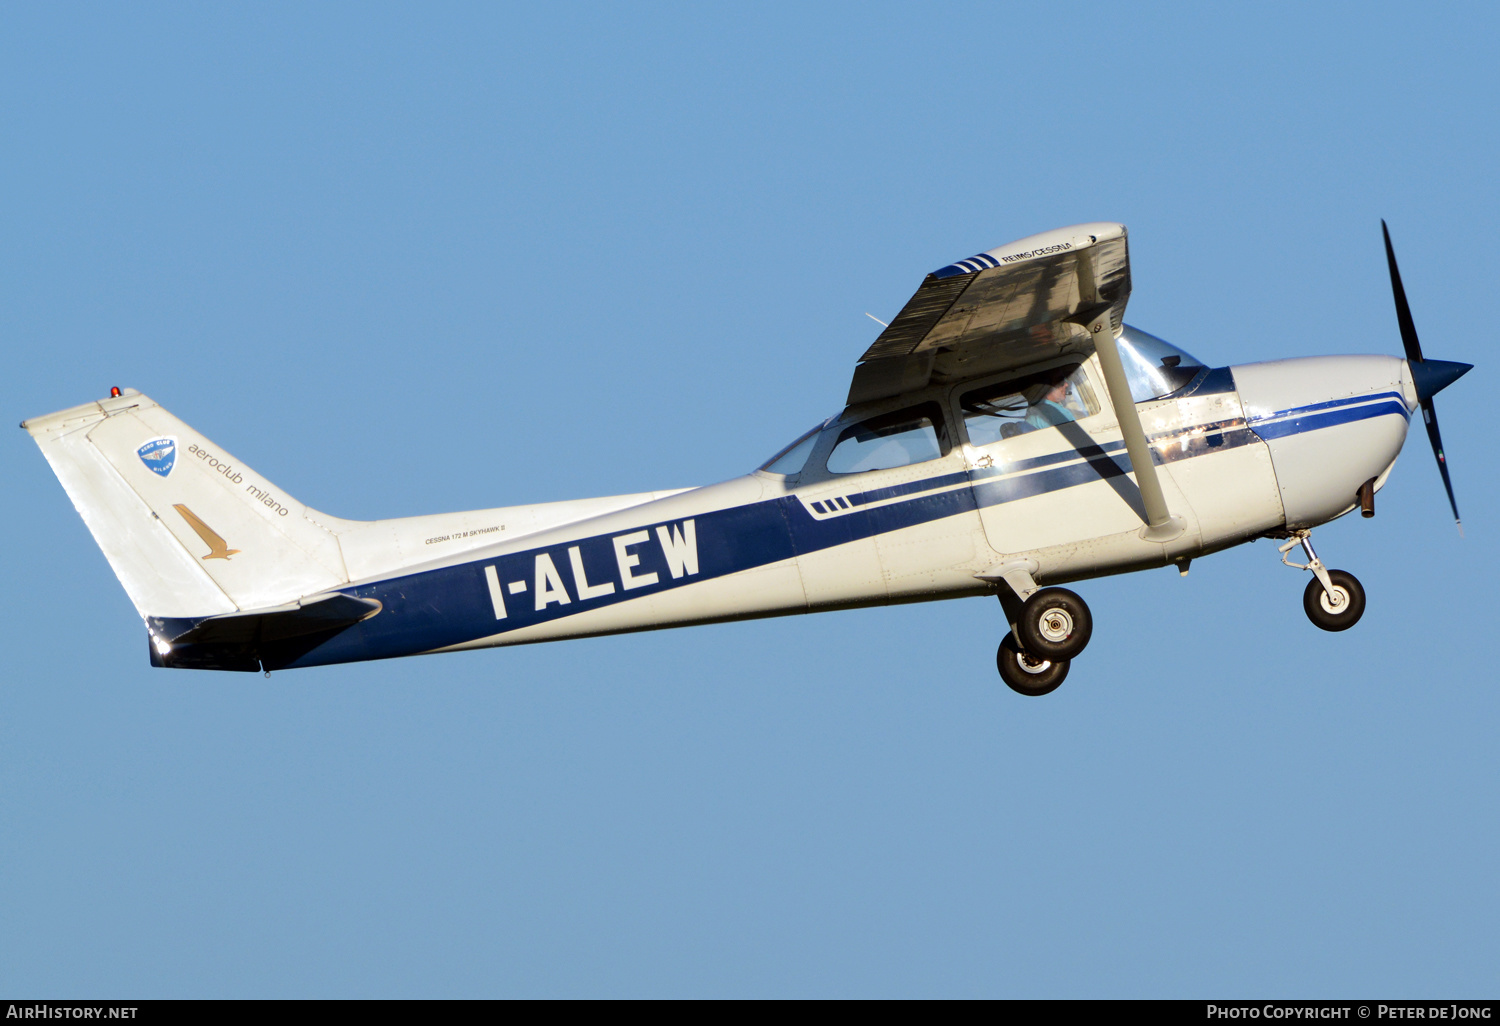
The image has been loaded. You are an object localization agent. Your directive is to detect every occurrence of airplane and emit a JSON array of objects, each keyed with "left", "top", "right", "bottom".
[{"left": 22, "top": 221, "right": 1472, "bottom": 695}]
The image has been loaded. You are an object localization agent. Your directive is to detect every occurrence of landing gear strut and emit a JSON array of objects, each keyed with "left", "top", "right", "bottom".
[{"left": 1279, "top": 531, "right": 1366, "bottom": 632}]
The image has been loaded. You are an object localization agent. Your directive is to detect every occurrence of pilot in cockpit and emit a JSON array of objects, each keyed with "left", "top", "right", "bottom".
[{"left": 1023, "top": 369, "right": 1084, "bottom": 429}]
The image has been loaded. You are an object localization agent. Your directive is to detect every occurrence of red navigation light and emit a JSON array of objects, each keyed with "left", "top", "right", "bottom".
[{"left": 110, "top": 387, "right": 121, "bottom": 398}]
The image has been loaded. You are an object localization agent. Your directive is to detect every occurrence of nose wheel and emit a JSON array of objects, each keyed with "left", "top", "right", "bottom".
[
  {"left": 1279, "top": 531, "right": 1366, "bottom": 632},
  {"left": 1302, "top": 569, "right": 1366, "bottom": 631}
]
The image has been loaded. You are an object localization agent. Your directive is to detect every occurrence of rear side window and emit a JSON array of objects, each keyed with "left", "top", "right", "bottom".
[{"left": 826, "top": 403, "right": 949, "bottom": 474}]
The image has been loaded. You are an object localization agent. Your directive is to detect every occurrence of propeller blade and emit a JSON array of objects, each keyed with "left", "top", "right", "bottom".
[
  {"left": 1382, "top": 219, "right": 1425, "bottom": 363},
  {"left": 1383, "top": 221, "right": 1464, "bottom": 532},
  {"left": 1419, "top": 397, "right": 1462, "bottom": 532}
]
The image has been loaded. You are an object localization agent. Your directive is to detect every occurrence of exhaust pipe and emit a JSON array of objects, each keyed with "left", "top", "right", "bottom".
[{"left": 1358, "top": 478, "right": 1376, "bottom": 518}]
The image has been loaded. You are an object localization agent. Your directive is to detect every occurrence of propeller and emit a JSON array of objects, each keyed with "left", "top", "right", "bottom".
[{"left": 1381, "top": 220, "right": 1472, "bottom": 533}]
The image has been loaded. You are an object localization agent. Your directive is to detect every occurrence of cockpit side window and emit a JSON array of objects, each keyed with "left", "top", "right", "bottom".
[
  {"left": 960, "top": 364, "right": 1099, "bottom": 447},
  {"left": 825, "top": 402, "right": 950, "bottom": 475}
]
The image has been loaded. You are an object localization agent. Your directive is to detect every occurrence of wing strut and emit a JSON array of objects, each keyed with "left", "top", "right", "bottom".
[{"left": 1086, "top": 312, "right": 1184, "bottom": 542}]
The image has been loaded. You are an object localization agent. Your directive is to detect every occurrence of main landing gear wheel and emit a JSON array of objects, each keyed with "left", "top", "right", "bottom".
[
  {"left": 1017, "top": 587, "right": 1093, "bottom": 661},
  {"left": 1303, "top": 569, "right": 1366, "bottom": 632},
  {"left": 997, "top": 632, "right": 1069, "bottom": 696}
]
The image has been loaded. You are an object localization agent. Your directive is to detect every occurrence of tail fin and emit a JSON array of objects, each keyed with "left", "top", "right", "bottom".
[{"left": 23, "top": 389, "right": 349, "bottom": 618}]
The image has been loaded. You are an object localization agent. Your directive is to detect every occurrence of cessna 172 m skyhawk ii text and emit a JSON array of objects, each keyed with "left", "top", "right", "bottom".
[{"left": 23, "top": 222, "right": 1471, "bottom": 694}]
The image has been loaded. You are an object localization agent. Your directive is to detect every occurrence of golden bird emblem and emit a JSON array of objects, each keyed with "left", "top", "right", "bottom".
[{"left": 172, "top": 504, "right": 241, "bottom": 560}]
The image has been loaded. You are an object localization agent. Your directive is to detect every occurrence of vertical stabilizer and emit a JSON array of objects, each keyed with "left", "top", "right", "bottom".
[{"left": 23, "top": 389, "right": 349, "bottom": 617}]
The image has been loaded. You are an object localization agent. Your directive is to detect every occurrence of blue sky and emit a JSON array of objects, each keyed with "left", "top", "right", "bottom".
[{"left": 3, "top": 3, "right": 1496, "bottom": 997}]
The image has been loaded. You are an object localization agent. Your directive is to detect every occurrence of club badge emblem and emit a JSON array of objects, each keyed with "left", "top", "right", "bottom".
[{"left": 137, "top": 437, "right": 177, "bottom": 477}]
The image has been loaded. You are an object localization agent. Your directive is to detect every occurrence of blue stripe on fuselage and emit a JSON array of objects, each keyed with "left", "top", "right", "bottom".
[
  {"left": 1247, "top": 392, "right": 1408, "bottom": 441},
  {"left": 844, "top": 469, "right": 971, "bottom": 507}
]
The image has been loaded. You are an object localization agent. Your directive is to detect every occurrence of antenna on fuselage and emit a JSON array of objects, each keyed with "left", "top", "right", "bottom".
[{"left": 864, "top": 312, "right": 889, "bottom": 328}]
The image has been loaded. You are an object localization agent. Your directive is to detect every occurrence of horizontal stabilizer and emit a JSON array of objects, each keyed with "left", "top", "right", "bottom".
[{"left": 148, "top": 593, "right": 382, "bottom": 672}]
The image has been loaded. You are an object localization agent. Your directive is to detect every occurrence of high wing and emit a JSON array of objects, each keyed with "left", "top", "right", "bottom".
[{"left": 849, "top": 223, "right": 1129, "bottom": 405}]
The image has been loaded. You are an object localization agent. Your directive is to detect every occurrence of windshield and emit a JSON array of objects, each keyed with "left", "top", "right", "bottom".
[{"left": 1118, "top": 325, "right": 1205, "bottom": 402}]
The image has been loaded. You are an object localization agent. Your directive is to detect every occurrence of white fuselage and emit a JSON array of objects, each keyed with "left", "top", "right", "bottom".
[{"left": 244, "top": 350, "right": 1414, "bottom": 669}]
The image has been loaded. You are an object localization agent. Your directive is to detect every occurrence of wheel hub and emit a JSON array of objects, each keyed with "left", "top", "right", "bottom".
[
  {"left": 1017, "top": 652, "right": 1053, "bottom": 674},
  {"left": 1038, "top": 608, "right": 1073, "bottom": 642}
]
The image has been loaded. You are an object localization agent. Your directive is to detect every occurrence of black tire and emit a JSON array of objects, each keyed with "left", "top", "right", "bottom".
[
  {"left": 1303, "top": 569, "right": 1366, "bottom": 632},
  {"left": 997, "top": 632, "right": 1069, "bottom": 696},
  {"left": 1017, "top": 587, "right": 1093, "bottom": 661}
]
